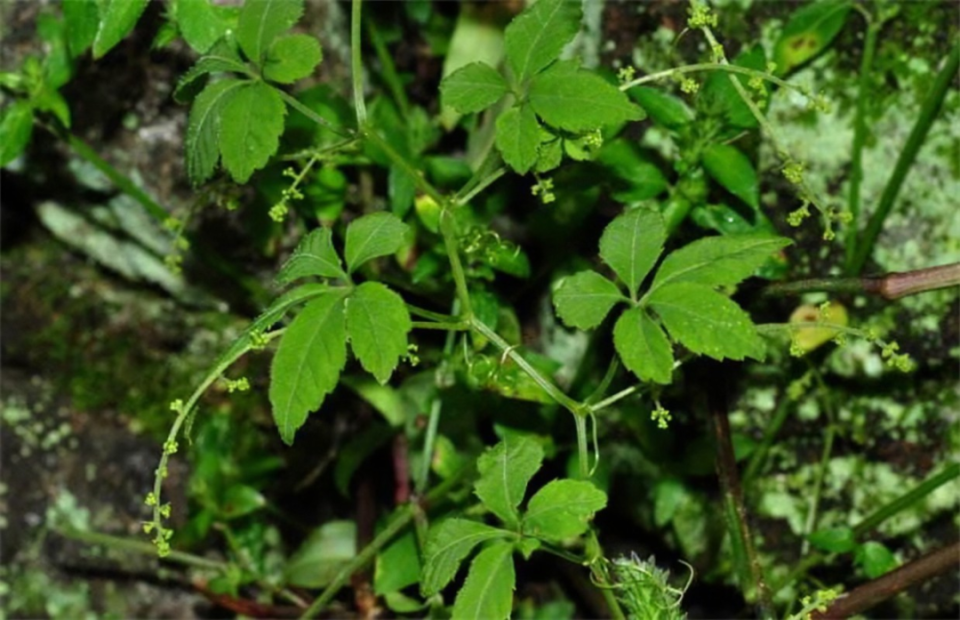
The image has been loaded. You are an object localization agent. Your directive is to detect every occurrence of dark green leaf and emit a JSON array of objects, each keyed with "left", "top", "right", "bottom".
[
  {"left": 175, "top": 40, "right": 249, "bottom": 102},
  {"left": 613, "top": 307, "right": 674, "bottom": 384},
  {"left": 855, "top": 541, "right": 897, "bottom": 578},
  {"left": 522, "top": 480, "right": 607, "bottom": 542},
  {"left": 690, "top": 203, "right": 755, "bottom": 235},
  {"left": 185, "top": 78, "right": 246, "bottom": 185},
  {"left": 648, "top": 282, "right": 764, "bottom": 361},
  {"left": 334, "top": 423, "right": 395, "bottom": 496},
  {"left": 495, "top": 104, "right": 540, "bottom": 174},
  {"left": 62, "top": 0, "right": 99, "bottom": 57},
  {"left": 269, "top": 291, "right": 348, "bottom": 445},
  {"left": 236, "top": 0, "right": 303, "bottom": 65},
  {"left": 529, "top": 68, "right": 644, "bottom": 132},
  {"left": 344, "top": 211, "right": 409, "bottom": 273},
  {"left": 92, "top": 0, "right": 150, "bottom": 59},
  {"left": 504, "top": 0, "right": 581, "bottom": 82},
  {"left": 388, "top": 164, "right": 416, "bottom": 217},
  {"left": 221, "top": 484, "right": 266, "bottom": 519},
  {"left": 475, "top": 436, "right": 545, "bottom": 528},
  {"left": 284, "top": 521, "right": 356, "bottom": 588},
  {"left": 702, "top": 143, "right": 759, "bottom": 210},
  {"left": 276, "top": 227, "right": 346, "bottom": 284},
  {"left": 599, "top": 207, "right": 665, "bottom": 297},
  {"left": 219, "top": 80, "right": 286, "bottom": 183},
  {"left": 176, "top": 0, "right": 229, "bottom": 54},
  {"left": 345, "top": 282, "right": 411, "bottom": 384},
  {"left": 628, "top": 86, "right": 693, "bottom": 130},
  {"left": 597, "top": 139, "right": 669, "bottom": 202},
  {"left": 37, "top": 14, "right": 73, "bottom": 89},
  {"left": 653, "top": 479, "right": 688, "bottom": 527},
  {"left": 452, "top": 541, "right": 516, "bottom": 620},
  {"left": 32, "top": 89, "right": 71, "bottom": 127},
  {"left": 440, "top": 62, "right": 508, "bottom": 114},
  {"left": 651, "top": 234, "right": 791, "bottom": 291},
  {"left": 553, "top": 270, "right": 625, "bottom": 330},
  {"left": 808, "top": 526, "right": 857, "bottom": 553},
  {"left": 421, "top": 519, "right": 510, "bottom": 597},
  {"left": 0, "top": 100, "right": 34, "bottom": 166},
  {"left": 775, "top": 0, "right": 852, "bottom": 75},
  {"left": 263, "top": 33, "right": 322, "bottom": 84},
  {"left": 375, "top": 530, "right": 421, "bottom": 595}
]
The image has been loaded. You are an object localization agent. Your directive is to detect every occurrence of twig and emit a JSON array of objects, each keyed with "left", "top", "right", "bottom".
[
  {"left": 810, "top": 541, "right": 960, "bottom": 619},
  {"left": 762, "top": 261, "right": 960, "bottom": 300}
]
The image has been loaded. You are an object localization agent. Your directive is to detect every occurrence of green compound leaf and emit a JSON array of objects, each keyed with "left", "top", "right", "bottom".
[
  {"left": 475, "top": 436, "right": 545, "bottom": 528},
  {"left": 648, "top": 283, "right": 764, "bottom": 362},
  {"left": 269, "top": 290, "right": 349, "bottom": 445},
  {"left": 522, "top": 479, "right": 607, "bottom": 543},
  {"left": 628, "top": 86, "right": 693, "bottom": 130},
  {"left": 529, "top": 68, "right": 644, "bottom": 132},
  {"left": 504, "top": 0, "right": 582, "bottom": 83},
  {"left": 263, "top": 33, "right": 322, "bottom": 84},
  {"left": 775, "top": 0, "right": 852, "bottom": 75},
  {"left": 236, "top": 0, "right": 304, "bottom": 65},
  {"left": 421, "top": 518, "right": 511, "bottom": 597},
  {"left": 175, "top": 41, "right": 249, "bottom": 102},
  {"left": 495, "top": 104, "right": 540, "bottom": 174},
  {"left": 92, "top": 0, "right": 149, "bottom": 59},
  {"left": 452, "top": 541, "right": 516, "bottom": 620},
  {"left": 702, "top": 143, "right": 759, "bottom": 210},
  {"left": 277, "top": 227, "right": 346, "bottom": 284},
  {"left": 175, "top": 0, "right": 229, "bottom": 54},
  {"left": 344, "top": 211, "right": 410, "bottom": 274},
  {"left": 651, "top": 234, "right": 791, "bottom": 292},
  {"left": 553, "top": 271, "right": 625, "bottom": 330},
  {"left": 0, "top": 100, "right": 34, "bottom": 166},
  {"left": 613, "top": 307, "right": 674, "bottom": 385},
  {"left": 599, "top": 207, "right": 666, "bottom": 298},
  {"left": 185, "top": 78, "right": 247, "bottom": 186},
  {"left": 345, "top": 282, "right": 411, "bottom": 385},
  {"left": 440, "top": 62, "right": 508, "bottom": 114},
  {"left": 219, "top": 80, "right": 286, "bottom": 183}
]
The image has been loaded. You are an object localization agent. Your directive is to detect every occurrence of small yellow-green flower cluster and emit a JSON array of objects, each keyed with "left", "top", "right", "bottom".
[
  {"left": 679, "top": 76, "right": 699, "bottom": 94},
  {"left": 617, "top": 65, "right": 636, "bottom": 84},
  {"left": 687, "top": 3, "right": 718, "bottom": 29},
  {"left": 799, "top": 587, "right": 840, "bottom": 619},
  {"left": 787, "top": 199, "right": 811, "bottom": 227},
  {"left": 142, "top": 494, "right": 174, "bottom": 557},
  {"left": 782, "top": 160, "right": 805, "bottom": 185},
  {"left": 162, "top": 216, "right": 191, "bottom": 274},
  {"left": 532, "top": 177, "right": 556, "bottom": 204},
  {"left": 224, "top": 377, "right": 250, "bottom": 393},
  {"left": 820, "top": 207, "right": 853, "bottom": 241},
  {"left": 249, "top": 329, "right": 270, "bottom": 350},
  {"left": 406, "top": 343, "right": 420, "bottom": 367},
  {"left": 880, "top": 341, "right": 914, "bottom": 372},
  {"left": 651, "top": 404, "right": 672, "bottom": 430}
]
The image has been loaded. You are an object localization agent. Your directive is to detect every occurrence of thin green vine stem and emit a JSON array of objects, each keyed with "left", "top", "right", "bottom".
[
  {"left": 416, "top": 300, "right": 459, "bottom": 494},
  {"left": 277, "top": 90, "right": 351, "bottom": 138},
  {"left": 362, "top": 125, "right": 446, "bottom": 204},
  {"left": 847, "top": 42, "right": 960, "bottom": 275},
  {"left": 439, "top": 209, "right": 474, "bottom": 319},
  {"left": 742, "top": 392, "right": 791, "bottom": 485},
  {"left": 588, "top": 384, "right": 643, "bottom": 413},
  {"left": 454, "top": 166, "right": 507, "bottom": 208},
  {"left": 351, "top": 0, "right": 367, "bottom": 126},
  {"left": 411, "top": 320, "right": 468, "bottom": 331},
  {"left": 800, "top": 367, "right": 837, "bottom": 556},
  {"left": 846, "top": 10, "right": 880, "bottom": 267},
  {"left": 620, "top": 62, "right": 802, "bottom": 95}
]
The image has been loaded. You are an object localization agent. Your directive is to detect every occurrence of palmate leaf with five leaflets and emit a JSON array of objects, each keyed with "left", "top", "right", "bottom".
[
  {"left": 451, "top": 541, "right": 516, "bottom": 620},
  {"left": 421, "top": 518, "right": 510, "bottom": 597},
  {"left": 528, "top": 67, "right": 644, "bottom": 133},
  {"left": 269, "top": 290, "right": 349, "bottom": 445},
  {"left": 474, "top": 436, "right": 544, "bottom": 528}
]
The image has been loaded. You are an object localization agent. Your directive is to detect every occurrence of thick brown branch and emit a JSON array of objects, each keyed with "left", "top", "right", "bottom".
[
  {"left": 811, "top": 540, "right": 960, "bottom": 619},
  {"left": 762, "top": 261, "right": 960, "bottom": 300}
]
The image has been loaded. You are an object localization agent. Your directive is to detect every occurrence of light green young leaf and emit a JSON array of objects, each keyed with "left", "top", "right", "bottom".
[
  {"left": 344, "top": 212, "right": 409, "bottom": 273},
  {"left": 0, "top": 100, "right": 34, "bottom": 166},
  {"left": 92, "top": 0, "right": 150, "bottom": 59},
  {"left": 522, "top": 479, "right": 607, "bottom": 543},
  {"left": 62, "top": 0, "right": 99, "bottom": 57},
  {"left": 284, "top": 521, "right": 357, "bottom": 588},
  {"left": 263, "top": 33, "right": 322, "bottom": 84},
  {"left": 440, "top": 61, "right": 508, "bottom": 114},
  {"left": 475, "top": 436, "right": 545, "bottom": 528},
  {"left": 375, "top": 530, "right": 421, "bottom": 595},
  {"left": 855, "top": 541, "right": 898, "bottom": 579},
  {"left": 613, "top": 307, "right": 674, "bottom": 385},
  {"left": 219, "top": 80, "right": 286, "bottom": 183},
  {"left": 174, "top": 42, "right": 250, "bottom": 102},
  {"left": 650, "top": 234, "right": 791, "bottom": 291},
  {"left": 276, "top": 227, "right": 346, "bottom": 284},
  {"left": 451, "top": 542, "right": 516, "bottom": 620},
  {"left": 236, "top": 0, "right": 303, "bottom": 65},
  {"left": 504, "top": 0, "right": 581, "bottom": 83},
  {"left": 345, "top": 282, "right": 411, "bottom": 384},
  {"left": 628, "top": 86, "right": 693, "bottom": 130},
  {"left": 269, "top": 291, "right": 348, "bottom": 445},
  {"left": 648, "top": 282, "right": 764, "bottom": 361},
  {"left": 185, "top": 78, "right": 246, "bottom": 185},
  {"left": 175, "top": 0, "right": 229, "bottom": 54},
  {"left": 702, "top": 143, "right": 758, "bottom": 210},
  {"left": 495, "top": 104, "right": 540, "bottom": 174},
  {"left": 553, "top": 271, "right": 625, "bottom": 330},
  {"left": 421, "top": 518, "right": 511, "bottom": 597},
  {"left": 775, "top": 0, "right": 852, "bottom": 75},
  {"left": 529, "top": 68, "right": 644, "bottom": 132},
  {"left": 599, "top": 207, "right": 665, "bottom": 298}
]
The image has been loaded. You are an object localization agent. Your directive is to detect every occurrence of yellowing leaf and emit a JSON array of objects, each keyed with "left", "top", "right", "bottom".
[{"left": 789, "top": 302, "right": 848, "bottom": 353}]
